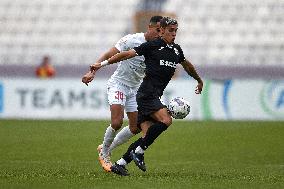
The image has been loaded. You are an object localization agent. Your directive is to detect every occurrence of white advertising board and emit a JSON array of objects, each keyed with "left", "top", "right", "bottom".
[
  {"left": 0, "top": 78, "right": 283, "bottom": 120},
  {"left": 0, "top": 78, "right": 200, "bottom": 119},
  {"left": 200, "top": 80, "right": 284, "bottom": 120}
]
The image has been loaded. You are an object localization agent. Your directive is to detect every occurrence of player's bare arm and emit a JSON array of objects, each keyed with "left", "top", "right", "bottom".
[
  {"left": 90, "top": 49, "right": 137, "bottom": 71},
  {"left": 180, "top": 59, "right": 203, "bottom": 94},
  {"left": 96, "top": 47, "right": 120, "bottom": 63}
]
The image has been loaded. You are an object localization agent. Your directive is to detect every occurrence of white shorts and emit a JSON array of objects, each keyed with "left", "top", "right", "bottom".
[{"left": 107, "top": 80, "right": 139, "bottom": 113}]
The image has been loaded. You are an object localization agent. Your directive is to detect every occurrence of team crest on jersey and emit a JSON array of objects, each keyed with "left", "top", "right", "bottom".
[{"left": 174, "top": 48, "right": 179, "bottom": 55}]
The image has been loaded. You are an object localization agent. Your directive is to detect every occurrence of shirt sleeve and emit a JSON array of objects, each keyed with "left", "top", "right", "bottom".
[
  {"left": 133, "top": 41, "right": 150, "bottom": 56},
  {"left": 115, "top": 34, "right": 132, "bottom": 52},
  {"left": 177, "top": 45, "right": 186, "bottom": 63}
]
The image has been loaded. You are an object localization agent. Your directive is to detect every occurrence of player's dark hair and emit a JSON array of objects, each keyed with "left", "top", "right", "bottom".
[
  {"left": 160, "top": 17, "right": 178, "bottom": 28},
  {"left": 149, "top": 16, "right": 163, "bottom": 25}
]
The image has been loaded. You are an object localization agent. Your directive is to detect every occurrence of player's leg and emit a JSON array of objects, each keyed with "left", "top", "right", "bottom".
[
  {"left": 101, "top": 104, "right": 124, "bottom": 155},
  {"left": 99, "top": 82, "right": 126, "bottom": 172},
  {"left": 137, "top": 107, "right": 171, "bottom": 152},
  {"left": 108, "top": 91, "right": 140, "bottom": 153},
  {"left": 98, "top": 104, "right": 124, "bottom": 172},
  {"left": 111, "top": 121, "right": 153, "bottom": 175},
  {"left": 126, "top": 90, "right": 141, "bottom": 135},
  {"left": 135, "top": 97, "right": 172, "bottom": 152},
  {"left": 108, "top": 111, "right": 140, "bottom": 153},
  {"left": 130, "top": 108, "right": 171, "bottom": 171},
  {"left": 111, "top": 98, "right": 171, "bottom": 174}
]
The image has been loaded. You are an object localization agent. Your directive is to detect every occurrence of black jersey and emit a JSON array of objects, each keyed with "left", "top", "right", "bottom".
[{"left": 134, "top": 38, "right": 185, "bottom": 99}]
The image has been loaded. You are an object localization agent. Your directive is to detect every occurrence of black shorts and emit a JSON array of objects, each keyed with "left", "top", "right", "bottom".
[{"left": 137, "top": 97, "right": 167, "bottom": 127}]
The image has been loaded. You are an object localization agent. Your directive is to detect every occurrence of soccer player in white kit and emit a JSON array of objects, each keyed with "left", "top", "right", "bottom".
[{"left": 82, "top": 16, "right": 162, "bottom": 172}]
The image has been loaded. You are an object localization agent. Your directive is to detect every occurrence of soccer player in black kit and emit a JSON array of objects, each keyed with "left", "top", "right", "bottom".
[{"left": 90, "top": 17, "right": 203, "bottom": 176}]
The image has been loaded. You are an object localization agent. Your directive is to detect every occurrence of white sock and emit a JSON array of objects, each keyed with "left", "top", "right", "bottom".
[
  {"left": 102, "top": 125, "right": 117, "bottom": 155},
  {"left": 109, "top": 126, "right": 135, "bottom": 153},
  {"left": 116, "top": 158, "right": 127, "bottom": 166},
  {"left": 135, "top": 146, "right": 145, "bottom": 154}
]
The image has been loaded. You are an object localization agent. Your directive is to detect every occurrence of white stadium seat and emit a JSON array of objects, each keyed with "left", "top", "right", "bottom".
[
  {"left": 164, "top": 0, "right": 284, "bottom": 66},
  {"left": 0, "top": 0, "right": 139, "bottom": 65},
  {"left": 0, "top": 0, "right": 283, "bottom": 67}
]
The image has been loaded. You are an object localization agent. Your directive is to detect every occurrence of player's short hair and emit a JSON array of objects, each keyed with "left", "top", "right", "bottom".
[
  {"left": 149, "top": 16, "right": 163, "bottom": 25},
  {"left": 160, "top": 17, "right": 178, "bottom": 28}
]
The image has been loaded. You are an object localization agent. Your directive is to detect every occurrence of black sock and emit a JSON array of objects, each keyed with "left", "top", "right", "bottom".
[
  {"left": 140, "top": 121, "right": 168, "bottom": 150},
  {"left": 122, "top": 138, "right": 143, "bottom": 163}
]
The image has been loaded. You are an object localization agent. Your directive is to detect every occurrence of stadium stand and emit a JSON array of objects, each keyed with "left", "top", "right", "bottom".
[
  {"left": 0, "top": 0, "right": 139, "bottom": 66},
  {"left": 163, "top": 0, "right": 284, "bottom": 67},
  {"left": 0, "top": 0, "right": 283, "bottom": 79}
]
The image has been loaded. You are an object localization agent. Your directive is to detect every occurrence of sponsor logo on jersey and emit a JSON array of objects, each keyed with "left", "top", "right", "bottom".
[{"left": 160, "top": 60, "right": 177, "bottom": 68}]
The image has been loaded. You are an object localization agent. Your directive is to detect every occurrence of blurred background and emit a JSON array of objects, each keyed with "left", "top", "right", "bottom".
[{"left": 0, "top": 0, "right": 283, "bottom": 120}]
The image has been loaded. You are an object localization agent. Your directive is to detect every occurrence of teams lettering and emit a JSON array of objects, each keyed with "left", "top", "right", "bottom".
[
  {"left": 16, "top": 88, "right": 107, "bottom": 109},
  {"left": 159, "top": 60, "right": 177, "bottom": 68}
]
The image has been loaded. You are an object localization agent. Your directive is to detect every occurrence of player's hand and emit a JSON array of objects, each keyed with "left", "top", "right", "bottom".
[
  {"left": 195, "top": 81, "right": 203, "bottom": 94},
  {"left": 90, "top": 62, "right": 102, "bottom": 72},
  {"left": 82, "top": 71, "right": 95, "bottom": 86}
]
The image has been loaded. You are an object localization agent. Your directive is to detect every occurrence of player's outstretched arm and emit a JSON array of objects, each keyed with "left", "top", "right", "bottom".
[
  {"left": 96, "top": 47, "right": 120, "bottom": 63},
  {"left": 82, "top": 47, "right": 120, "bottom": 86},
  {"left": 90, "top": 49, "right": 137, "bottom": 71},
  {"left": 180, "top": 59, "right": 203, "bottom": 94}
]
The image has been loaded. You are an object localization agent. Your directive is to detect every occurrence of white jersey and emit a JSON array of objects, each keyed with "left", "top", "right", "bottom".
[{"left": 109, "top": 33, "right": 146, "bottom": 88}]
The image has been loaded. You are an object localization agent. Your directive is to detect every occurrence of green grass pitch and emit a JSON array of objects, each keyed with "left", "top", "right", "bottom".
[{"left": 0, "top": 120, "right": 283, "bottom": 189}]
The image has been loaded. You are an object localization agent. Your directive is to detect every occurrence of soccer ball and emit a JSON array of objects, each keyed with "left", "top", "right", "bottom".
[{"left": 168, "top": 97, "right": 191, "bottom": 119}]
